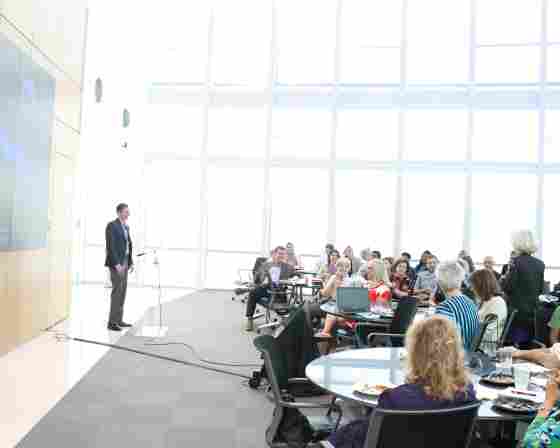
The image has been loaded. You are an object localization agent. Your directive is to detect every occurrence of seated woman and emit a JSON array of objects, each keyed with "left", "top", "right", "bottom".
[
  {"left": 319, "top": 257, "right": 351, "bottom": 299},
  {"left": 383, "top": 256, "right": 394, "bottom": 282},
  {"left": 317, "top": 259, "right": 390, "bottom": 338},
  {"left": 343, "top": 245, "right": 363, "bottom": 276},
  {"left": 470, "top": 269, "right": 507, "bottom": 355},
  {"left": 435, "top": 261, "right": 481, "bottom": 351},
  {"left": 522, "top": 369, "right": 560, "bottom": 447},
  {"left": 326, "top": 316, "right": 477, "bottom": 448},
  {"left": 390, "top": 257, "right": 412, "bottom": 299},
  {"left": 366, "top": 258, "right": 391, "bottom": 305},
  {"left": 318, "top": 249, "right": 341, "bottom": 283},
  {"left": 285, "top": 242, "right": 302, "bottom": 268}
]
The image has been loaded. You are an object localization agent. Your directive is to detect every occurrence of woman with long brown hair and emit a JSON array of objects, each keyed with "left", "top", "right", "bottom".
[
  {"left": 470, "top": 269, "right": 507, "bottom": 355},
  {"left": 326, "top": 316, "right": 476, "bottom": 448},
  {"left": 390, "top": 257, "right": 412, "bottom": 299}
]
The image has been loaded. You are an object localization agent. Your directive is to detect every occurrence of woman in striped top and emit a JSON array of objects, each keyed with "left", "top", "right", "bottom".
[{"left": 435, "top": 261, "right": 480, "bottom": 351}]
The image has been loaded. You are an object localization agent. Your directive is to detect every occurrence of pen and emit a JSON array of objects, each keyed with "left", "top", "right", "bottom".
[{"left": 511, "top": 389, "right": 537, "bottom": 397}]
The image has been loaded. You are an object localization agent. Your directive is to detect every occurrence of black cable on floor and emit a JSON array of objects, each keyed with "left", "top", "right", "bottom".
[
  {"left": 68, "top": 336, "right": 253, "bottom": 380},
  {"left": 144, "top": 341, "right": 261, "bottom": 368}
]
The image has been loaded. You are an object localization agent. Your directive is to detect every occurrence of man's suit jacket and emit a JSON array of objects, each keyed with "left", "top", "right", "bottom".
[
  {"left": 256, "top": 261, "right": 296, "bottom": 286},
  {"left": 104, "top": 219, "right": 133, "bottom": 268}
]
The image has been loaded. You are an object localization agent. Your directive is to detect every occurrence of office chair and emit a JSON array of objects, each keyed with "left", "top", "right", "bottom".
[
  {"left": 362, "top": 401, "right": 481, "bottom": 448},
  {"left": 471, "top": 313, "right": 498, "bottom": 353},
  {"left": 357, "top": 296, "right": 418, "bottom": 348},
  {"left": 254, "top": 334, "right": 342, "bottom": 447}
]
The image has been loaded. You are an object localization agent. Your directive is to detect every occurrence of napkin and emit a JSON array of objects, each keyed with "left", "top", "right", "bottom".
[
  {"left": 513, "top": 362, "right": 550, "bottom": 374},
  {"left": 498, "top": 388, "right": 545, "bottom": 404},
  {"left": 475, "top": 384, "right": 500, "bottom": 401}
]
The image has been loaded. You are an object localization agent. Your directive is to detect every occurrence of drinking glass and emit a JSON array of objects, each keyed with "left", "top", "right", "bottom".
[
  {"left": 513, "top": 366, "right": 531, "bottom": 390},
  {"left": 496, "top": 347, "right": 514, "bottom": 369}
]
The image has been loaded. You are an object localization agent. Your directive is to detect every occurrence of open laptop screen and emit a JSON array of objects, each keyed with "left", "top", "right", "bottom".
[{"left": 336, "top": 287, "right": 370, "bottom": 313}]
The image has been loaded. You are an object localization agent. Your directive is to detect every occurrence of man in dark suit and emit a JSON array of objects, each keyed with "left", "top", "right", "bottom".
[
  {"left": 105, "top": 203, "right": 134, "bottom": 331},
  {"left": 245, "top": 246, "right": 296, "bottom": 331}
]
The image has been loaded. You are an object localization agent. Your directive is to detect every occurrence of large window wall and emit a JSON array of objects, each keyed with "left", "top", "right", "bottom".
[{"left": 80, "top": 0, "right": 560, "bottom": 289}]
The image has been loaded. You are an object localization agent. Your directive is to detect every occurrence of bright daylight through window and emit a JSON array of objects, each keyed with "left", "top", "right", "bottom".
[{"left": 80, "top": 0, "right": 560, "bottom": 288}]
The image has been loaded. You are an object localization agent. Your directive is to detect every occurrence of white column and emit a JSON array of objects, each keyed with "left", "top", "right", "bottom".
[
  {"left": 262, "top": 0, "right": 276, "bottom": 255},
  {"left": 536, "top": 0, "right": 548, "bottom": 260},
  {"left": 393, "top": 0, "right": 408, "bottom": 256},
  {"left": 463, "top": 0, "right": 477, "bottom": 254},
  {"left": 197, "top": 7, "right": 215, "bottom": 289},
  {"left": 327, "top": 0, "right": 343, "bottom": 245}
]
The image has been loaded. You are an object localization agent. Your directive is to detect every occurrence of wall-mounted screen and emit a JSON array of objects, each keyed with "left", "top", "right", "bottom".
[{"left": 0, "top": 33, "right": 55, "bottom": 250}]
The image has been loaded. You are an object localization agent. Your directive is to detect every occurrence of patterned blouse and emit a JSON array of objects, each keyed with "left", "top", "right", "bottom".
[{"left": 523, "top": 408, "right": 560, "bottom": 447}]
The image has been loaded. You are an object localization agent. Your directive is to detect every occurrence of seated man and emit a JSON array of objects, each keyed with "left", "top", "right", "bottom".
[
  {"left": 435, "top": 261, "right": 480, "bottom": 351},
  {"left": 483, "top": 255, "right": 501, "bottom": 282},
  {"left": 413, "top": 255, "right": 438, "bottom": 303},
  {"left": 245, "top": 246, "right": 296, "bottom": 331},
  {"left": 400, "top": 251, "right": 416, "bottom": 284}
]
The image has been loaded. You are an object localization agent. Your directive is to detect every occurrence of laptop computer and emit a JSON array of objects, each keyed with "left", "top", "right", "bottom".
[{"left": 336, "top": 287, "right": 370, "bottom": 313}]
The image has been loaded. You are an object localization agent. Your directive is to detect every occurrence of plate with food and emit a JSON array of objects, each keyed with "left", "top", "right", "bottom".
[
  {"left": 352, "top": 382, "right": 396, "bottom": 397},
  {"left": 492, "top": 396, "right": 540, "bottom": 414},
  {"left": 480, "top": 372, "right": 515, "bottom": 387}
]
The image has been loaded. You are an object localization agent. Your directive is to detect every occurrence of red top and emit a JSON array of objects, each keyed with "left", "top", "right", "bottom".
[{"left": 368, "top": 282, "right": 391, "bottom": 304}]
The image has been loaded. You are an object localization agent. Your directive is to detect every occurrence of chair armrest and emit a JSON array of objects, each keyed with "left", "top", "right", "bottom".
[
  {"left": 531, "top": 340, "right": 546, "bottom": 349},
  {"left": 287, "top": 377, "right": 315, "bottom": 385},
  {"left": 367, "top": 332, "right": 405, "bottom": 344},
  {"left": 355, "top": 322, "right": 390, "bottom": 332},
  {"left": 280, "top": 401, "right": 342, "bottom": 411}
]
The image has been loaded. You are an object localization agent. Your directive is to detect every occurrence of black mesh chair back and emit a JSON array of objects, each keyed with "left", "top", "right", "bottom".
[
  {"left": 254, "top": 334, "right": 342, "bottom": 446},
  {"left": 254, "top": 335, "right": 289, "bottom": 400},
  {"left": 364, "top": 401, "right": 481, "bottom": 448},
  {"left": 471, "top": 313, "right": 498, "bottom": 353},
  {"left": 498, "top": 309, "right": 518, "bottom": 348},
  {"left": 388, "top": 296, "right": 417, "bottom": 347},
  {"left": 390, "top": 296, "right": 418, "bottom": 335},
  {"left": 361, "top": 296, "right": 418, "bottom": 348}
]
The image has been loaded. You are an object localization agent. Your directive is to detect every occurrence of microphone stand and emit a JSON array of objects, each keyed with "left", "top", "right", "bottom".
[{"left": 137, "top": 249, "right": 168, "bottom": 338}]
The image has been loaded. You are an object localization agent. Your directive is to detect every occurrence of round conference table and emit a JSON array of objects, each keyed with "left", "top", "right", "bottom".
[
  {"left": 320, "top": 301, "right": 433, "bottom": 326},
  {"left": 305, "top": 347, "right": 534, "bottom": 422}
]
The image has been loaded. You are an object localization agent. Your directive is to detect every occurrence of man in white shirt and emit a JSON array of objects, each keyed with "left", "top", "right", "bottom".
[{"left": 413, "top": 255, "right": 438, "bottom": 302}]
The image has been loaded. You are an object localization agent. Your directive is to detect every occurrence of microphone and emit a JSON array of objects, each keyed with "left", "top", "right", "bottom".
[{"left": 136, "top": 252, "right": 147, "bottom": 257}]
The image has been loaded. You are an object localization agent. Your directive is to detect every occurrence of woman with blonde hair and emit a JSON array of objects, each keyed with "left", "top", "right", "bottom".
[
  {"left": 366, "top": 258, "right": 391, "bottom": 305},
  {"left": 326, "top": 316, "right": 477, "bottom": 448}
]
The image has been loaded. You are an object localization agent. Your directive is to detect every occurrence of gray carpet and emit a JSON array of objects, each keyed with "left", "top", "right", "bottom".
[{"left": 17, "top": 291, "right": 276, "bottom": 448}]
